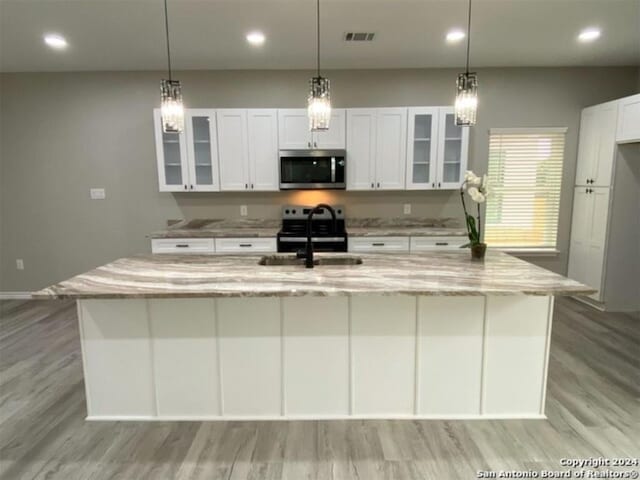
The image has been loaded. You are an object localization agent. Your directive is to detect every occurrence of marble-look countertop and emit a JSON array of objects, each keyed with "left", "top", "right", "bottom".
[
  {"left": 33, "top": 252, "right": 594, "bottom": 299},
  {"left": 149, "top": 217, "right": 466, "bottom": 239},
  {"left": 149, "top": 219, "right": 280, "bottom": 239}
]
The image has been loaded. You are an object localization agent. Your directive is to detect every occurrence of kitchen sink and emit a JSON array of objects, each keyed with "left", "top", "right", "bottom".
[{"left": 258, "top": 255, "right": 363, "bottom": 267}]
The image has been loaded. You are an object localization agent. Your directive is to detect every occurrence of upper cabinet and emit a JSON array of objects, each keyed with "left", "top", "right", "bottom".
[
  {"left": 575, "top": 101, "right": 617, "bottom": 187},
  {"left": 154, "top": 109, "right": 219, "bottom": 192},
  {"left": 346, "top": 108, "right": 407, "bottom": 191},
  {"left": 406, "top": 107, "right": 469, "bottom": 190},
  {"left": 217, "top": 109, "right": 279, "bottom": 192},
  {"left": 278, "top": 109, "right": 346, "bottom": 150},
  {"left": 616, "top": 93, "right": 640, "bottom": 144}
]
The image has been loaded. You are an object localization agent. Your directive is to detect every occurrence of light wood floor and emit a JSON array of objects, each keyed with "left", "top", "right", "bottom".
[{"left": 0, "top": 298, "right": 638, "bottom": 480}]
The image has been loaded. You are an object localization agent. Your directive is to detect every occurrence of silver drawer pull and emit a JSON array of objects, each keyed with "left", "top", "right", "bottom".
[
  {"left": 435, "top": 242, "right": 449, "bottom": 246},
  {"left": 175, "top": 244, "right": 190, "bottom": 248},
  {"left": 372, "top": 242, "right": 385, "bottom": 247},
  {"left": 239, "top": 244, "right": 253, "bottom": 247}
]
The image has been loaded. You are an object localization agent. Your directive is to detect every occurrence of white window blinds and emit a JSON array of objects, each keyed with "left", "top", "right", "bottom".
[{"left": 485, "top": 128, "right": 567, "bottom": 250}]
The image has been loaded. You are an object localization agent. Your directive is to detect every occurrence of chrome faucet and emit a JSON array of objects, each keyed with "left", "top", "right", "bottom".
[{"left": 304, "top": 204, "right": 337, "bottom": 268}]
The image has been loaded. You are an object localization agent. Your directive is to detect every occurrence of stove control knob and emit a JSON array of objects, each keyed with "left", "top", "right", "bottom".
[
  {"left": 292, "top": 209, "right": 297, "bottom": 214},
  {"left": 337, "top": 209, "right": 342, "bottom": 214},
  {"left": 285, "top": 209, "right": 290, "bottom": 214}
]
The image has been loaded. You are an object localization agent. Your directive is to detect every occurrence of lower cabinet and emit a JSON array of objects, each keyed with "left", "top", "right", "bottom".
[
  {"left": 214, "top": 237, "right": 277, "bottom": 254},
  {"left": 410, "top": 236, "right": 468, "bottom": 251},
  {"left": 567, "top": 186, "right": 610, "bottom": 301},
  {"left": 151, "top": 238, "right": 215, "bottom": 254},
  {"left": 349, "top": 236, "right": 410, "bottom": 253},
  {"left": 151, "top": 237, "right": 276, "bottom": 254}
]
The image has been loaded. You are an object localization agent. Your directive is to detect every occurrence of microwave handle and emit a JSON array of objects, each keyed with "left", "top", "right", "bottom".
[{"left": 331, "top": 157, "right": 336, "bottom": 183}]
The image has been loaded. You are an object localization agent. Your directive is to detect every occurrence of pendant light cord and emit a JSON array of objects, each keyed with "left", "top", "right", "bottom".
[
  {"left": 164, "top": 0, "right": 173, "bottom": 80},
  {"left": 316, "top": 0, "right": 321, "bottom": 77},
  {"left": 465, "top": 0, "right": 472, "bottom": 74}
]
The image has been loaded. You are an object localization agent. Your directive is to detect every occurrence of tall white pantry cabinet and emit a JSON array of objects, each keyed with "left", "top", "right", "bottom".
[{"left": 567, "top": 94, "right": 640, "bottom": 312}]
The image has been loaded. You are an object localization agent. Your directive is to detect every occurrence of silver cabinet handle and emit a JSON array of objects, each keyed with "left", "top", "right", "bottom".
[
  {"left": 239, "top": 244, "right": 253, "bottom": 247},
  {"left": 175, "top": 244, "right": 189, "bottom": 248},
  {"left": 245, "top": 183, "right": 248, "bottom": 189},
  {"left": 377, "top": 182, "right": 380, "bottom": 188},
  {"left": 314, "top": 142, "right": 317, "bottom": 148},
  {"left": 184, "top": 185, "right": 188, "bottom": 190},
  {"left": 308, "top": 141, "right": 311, "bottom": 148},
  {"left": 435, "top": 242, "right": 449, "bottom": 246},
  {"left": 371, "top": 183, "right": 375, "bottom": 188},
  {"left": 251, "top": 184, "right": 254, "bottom": 189},
  {"left": 372, "top": 242, "right": 385, "bottom": 247}
]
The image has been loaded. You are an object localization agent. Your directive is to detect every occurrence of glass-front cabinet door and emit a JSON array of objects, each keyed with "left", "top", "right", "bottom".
[
  {"left": 185, "top": 109, "right": 220, "bottom": 191},
  {"left": 154, "top": 109, "right": 189, "bottom": 192},
  {"left": 436, "top": 107, "right": 469, "bottom": 189},
  {"left": 406, "top": 107, "right": 439, "bottom": 190}
]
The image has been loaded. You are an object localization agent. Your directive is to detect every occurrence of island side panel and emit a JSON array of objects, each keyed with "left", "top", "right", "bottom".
[
  {"left": 282, "top": 297, "right": 350, "bottom": 417},
  {"left": 148, "top": 299, "right": 220, "bottom": 418},
  {"left": 482, "top": 296, "right": 553, "bottom": 417},
  {"left": 78, "top": 299, "right": 156, "bottom": 419},
  {"left": 216, "top": 297, "right": 282, "bottom": 417},
  {"left": 350, "top": 296, "right": 417, "bottom": 416},
  {"left": 417, "top": 296, "right": 484, "bottom": 416}
]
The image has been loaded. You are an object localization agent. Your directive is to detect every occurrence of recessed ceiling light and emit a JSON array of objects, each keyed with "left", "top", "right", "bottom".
[
  {"left": 446, "top": 29, "right": 466, "bottom": 43},
  {"left": 578, "top": 28, "right": 601, "bottom": 42},
  {"left": 246, "top": 31, "right": 266, "bottom": 46},
  {"left": 43, "top": 33, "right": 68, "bottom": 50}
]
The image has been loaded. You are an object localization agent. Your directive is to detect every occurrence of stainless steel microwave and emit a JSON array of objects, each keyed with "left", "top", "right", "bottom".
[{"left": 279, "top": 150, "right": 346, "bottom": 190}]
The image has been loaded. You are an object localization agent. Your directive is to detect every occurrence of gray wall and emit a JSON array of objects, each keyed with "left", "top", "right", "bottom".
[{"left": 1, "top": 67, "right": 638, "bottom": 291}]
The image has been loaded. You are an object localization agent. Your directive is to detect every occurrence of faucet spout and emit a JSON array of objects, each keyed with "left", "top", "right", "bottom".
[{"left": 305, "top": 203, "right": 337, "bottom": 269}]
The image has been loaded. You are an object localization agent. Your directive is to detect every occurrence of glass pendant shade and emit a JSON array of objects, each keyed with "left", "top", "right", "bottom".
[
  {"left": 455, "top": 72, "right": 478, "bottom": 126},
  {"left": 308, "top": 76, "right": 331, "bottom": 131},
  {"left": 160, "top": 79, "right": 184, "bottom": 133}
]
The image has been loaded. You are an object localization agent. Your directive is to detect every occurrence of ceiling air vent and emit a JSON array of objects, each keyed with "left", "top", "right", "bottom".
[{"left": 344, "top": 32, "right": 375, "bottom": 42}]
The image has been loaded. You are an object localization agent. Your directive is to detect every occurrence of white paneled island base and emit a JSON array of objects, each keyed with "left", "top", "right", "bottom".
[{"left": 77, "top": 295, "right": 554, "bottom": 421}]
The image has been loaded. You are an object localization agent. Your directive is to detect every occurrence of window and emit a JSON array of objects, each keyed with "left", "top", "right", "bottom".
[{"left": 484, "top": 127, "right": 567, "bottom": 251}]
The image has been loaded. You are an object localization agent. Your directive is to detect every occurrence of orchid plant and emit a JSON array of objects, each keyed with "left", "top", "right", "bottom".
[{"left": 460, "top": 170, "right": 490, "bottom": 248}]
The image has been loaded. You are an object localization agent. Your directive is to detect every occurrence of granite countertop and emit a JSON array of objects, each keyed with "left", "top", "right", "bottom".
[
  {"left": 33, "top": 252, "right": 594, "bottom": 299},
  {"left": 150, "top": 217, "right": 467, "bottom": 239},
  {"left": 149, "top": 219, "right": 280, "bottom": 239}
]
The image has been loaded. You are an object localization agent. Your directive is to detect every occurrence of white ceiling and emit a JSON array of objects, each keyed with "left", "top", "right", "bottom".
[{"left": 1, "top": 0, "right": 639, "bottom": 73}]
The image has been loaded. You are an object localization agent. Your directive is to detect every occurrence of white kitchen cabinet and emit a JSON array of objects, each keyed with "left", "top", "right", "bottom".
[
  {"left": 575, "top": 101, "right": 618, "bottom": 187},
  {"left": 616, "top": 93, "right": 640, "bottom": 144},
  {"left": 278, "top": 109, "right": 346, "bottom": 150},
  {"left": 154, "top": 109, "right": 189, "bottom": 192},
  {"left": 214, "top": 237, "right": 277, "bottom": 254},
  {"left": 568, "top": 187, "right": 610, "bottom": 301},
  {"left": 151, "top": 238, "right": 215, "bottom": 254},
  {"left": 348, "top": 236, "right": 410, "bottom": 253},
  {"left": 154, "top": 109, "right": 221, "bottom": 192},
  {"left": 406, "top": 107, "right": 469, "bottom": 190},
  {"left": 185, "top": 109, "right": 221, "bottom": 192},
  {"left": 410, "top": 236, "right": 468, "bottom": 251},
  {"left": 346, "top": 108, "right": 407, "bottom": 191},
  {"left": 217, "top": 109, "right": 278, "bottom": 192}
]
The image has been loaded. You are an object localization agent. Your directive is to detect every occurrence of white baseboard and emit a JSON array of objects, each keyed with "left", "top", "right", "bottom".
[
  {"left": 0, "top": 292, "right": 32, "bottom": 300},
  {"left": 85, "top": 413, "right": 547, "bottom": 422}
]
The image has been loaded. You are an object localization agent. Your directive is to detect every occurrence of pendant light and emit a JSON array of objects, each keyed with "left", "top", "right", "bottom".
[
  {"left": 160, "top": 0, "right": 184, "bottom": 133},
  {"left": 307, "top": 0, "right": 331, "bottom": 131},
  {"left": 455, "top": 0, "right": 478, "bottom": 126}
]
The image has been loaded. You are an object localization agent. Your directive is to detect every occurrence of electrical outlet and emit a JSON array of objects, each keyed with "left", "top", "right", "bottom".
[
  {"left": 16, "top": 259, "right": 24, "bottom": 270},
  {"left": 90, "top": 188, "right": 106, "bottom": 200},
  {"left": 240, "top": 205, "right": 248, "bottom": 216},
  {"left": 403, "top": 203, "right": 411, "bottom": 215}
]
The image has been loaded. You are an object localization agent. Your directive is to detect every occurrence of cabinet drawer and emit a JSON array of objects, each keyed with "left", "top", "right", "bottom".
[
  {"left": 151, "top": 238, "right": 215, "bottom": 254},
  {"left": 410, "top": 236, "right": 468, "bottom": 251},
  {"left": 214, "top": 237, "right": 277, "bottom": 254},
  {"left": 348, "top": 236, "right": 410, "bottom": 253}
]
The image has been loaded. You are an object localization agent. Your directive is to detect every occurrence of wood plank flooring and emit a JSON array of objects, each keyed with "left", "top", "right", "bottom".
[{"left": 0, "top": 298, "right": 638, "bottom": 480}]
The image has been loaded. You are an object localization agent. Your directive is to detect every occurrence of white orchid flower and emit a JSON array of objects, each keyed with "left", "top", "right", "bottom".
[
  {"left": 464, "top": 170, "right": 482, "bottom": 186},
  {"left": 468, "top": 186, "right": 486, "bottom": 203}
]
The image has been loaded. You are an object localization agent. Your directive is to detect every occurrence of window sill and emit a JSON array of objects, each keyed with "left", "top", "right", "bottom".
[{"left": 490, "top": 248, "right": 560, "bottom": 257}]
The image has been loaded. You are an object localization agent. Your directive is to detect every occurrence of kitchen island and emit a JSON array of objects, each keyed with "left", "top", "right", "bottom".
[{"left": 34, "top": 252, "right": 594, "bottom": 421}]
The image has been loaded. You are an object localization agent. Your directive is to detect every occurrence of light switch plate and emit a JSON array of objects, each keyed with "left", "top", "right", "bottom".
[
  {"left": 16, "top": 259, "right": 24, "bottom": 270},
  {"left": 240, "top": 205, "right": 248, "bottom": 216},
  {"left": 90, "top": 188, "right": 106, "bottom": 200},
  {"left": 403, "top": 204, "right": 411, "bottom": 215}
]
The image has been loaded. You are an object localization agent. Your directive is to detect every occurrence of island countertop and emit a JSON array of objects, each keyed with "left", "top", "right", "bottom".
[{"left": 33, "top": 252, "right": 595, "bottom": 299}]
